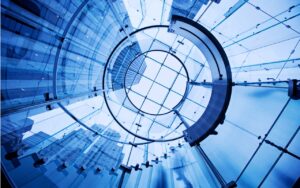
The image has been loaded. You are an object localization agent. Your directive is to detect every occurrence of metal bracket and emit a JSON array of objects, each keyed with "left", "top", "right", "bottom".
[{"left": 288, "top": 79, "right": 300, "bottom": 100}]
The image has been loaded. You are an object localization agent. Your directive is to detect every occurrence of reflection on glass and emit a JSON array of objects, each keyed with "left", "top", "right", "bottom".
[
  {"left": 1, "top": 0, "right": 300, "bottom": 187},
  {"left": 170, "top": 146, "right": 193, "bottom": 188}
]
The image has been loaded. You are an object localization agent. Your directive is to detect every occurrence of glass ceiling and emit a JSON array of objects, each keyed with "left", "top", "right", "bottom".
[
  {"left": 2, "top": 0, "right": 299, "bottom": 187},
  {"left": 19, "top": 0, "right": 300, "bottom": 166}
]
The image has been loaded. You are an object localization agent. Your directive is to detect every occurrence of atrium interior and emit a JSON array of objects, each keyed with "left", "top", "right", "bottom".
[{"left": 1, "top": 0, "right": 300, "bottom": 187}]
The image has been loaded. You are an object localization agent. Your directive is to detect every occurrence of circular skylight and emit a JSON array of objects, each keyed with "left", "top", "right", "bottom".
[
  {"left": 102, "top": 17, "right": 232, "bottom": 144},
  {"left": 125, "top": 50, "right": 189, "bottom": 115}
]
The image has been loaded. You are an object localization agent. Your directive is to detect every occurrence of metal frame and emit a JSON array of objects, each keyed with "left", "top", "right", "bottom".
[
  {"left": 50, "top": 6, "right": 232, "bottom": 145},
  {"left": 103, "top": 25, "right": 185, "bottom": 142},
  {"left": 123, "top": 49, "right": 190, "bottom": 116},
  {"left": 102, "top": 16, "right": 232, "bottom": 145},
  {"left": 170, "top": 15, "right": 232, "bottom": 146}
]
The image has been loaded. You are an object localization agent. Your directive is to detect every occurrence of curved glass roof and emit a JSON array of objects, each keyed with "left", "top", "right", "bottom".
[
  {"left": 18, "top": 0, "right": 299, "bottom": 164},
  {"left": 1, "top": 0, "right": 299, "bottom": 187}
]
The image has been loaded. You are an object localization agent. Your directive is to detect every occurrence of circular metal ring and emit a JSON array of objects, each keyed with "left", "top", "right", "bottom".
[
  {"left": 103, "top": 16, "right": 232, "bottom": 145},
  {"left": 53, "top": 14, "right": 232, "bottom": 145},
  {"left": 123, "top": 49, "right": 190, "bottom": 116},
  {"left": 103, "top": 25, "right": 186, "bottom": 142},
  {"left": 170, "top": 15, "right": 232, "bottom": 146}
]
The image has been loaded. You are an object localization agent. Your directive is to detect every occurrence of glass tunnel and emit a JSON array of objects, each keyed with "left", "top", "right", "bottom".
[{"left": 1, "top": 0, "right": 300, "bottom": 187}]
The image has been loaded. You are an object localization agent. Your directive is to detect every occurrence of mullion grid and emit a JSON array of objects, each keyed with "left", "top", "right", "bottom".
[{"left": 108, "top": 28, "right": 209, "bottom": 140}]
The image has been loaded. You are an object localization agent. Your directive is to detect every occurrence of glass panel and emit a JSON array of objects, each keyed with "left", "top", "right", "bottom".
[{"left": 1, "top": 0, "right": 300, "bottom": 187}]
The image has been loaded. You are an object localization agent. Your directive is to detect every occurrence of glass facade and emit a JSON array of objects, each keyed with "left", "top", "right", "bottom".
[{"left": 1, "top": 0, "right": 300, "bottom": 188}]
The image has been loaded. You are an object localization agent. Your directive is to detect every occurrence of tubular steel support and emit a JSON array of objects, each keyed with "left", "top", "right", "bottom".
[
  {"left": 236, "top": 98, "right": 292, "bottom": 182},
  {"left": 258, "top": 126, "right": 300, "bottom": 187},
  {"left": 195, "top": 145, "right": 237, "bottom": 188},
  {"left": 190, "top": 80, "right": 296, "bottom": 89},
  {"left": 264, "top": 138, "right": 300, "bottom": 160},
  {"left": 174, "top": 110, "right": 190, "bottom": 129}
]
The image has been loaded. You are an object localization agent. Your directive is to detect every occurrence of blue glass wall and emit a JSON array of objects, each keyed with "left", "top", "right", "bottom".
[{"left": 1, "top": 0, "right": 145, "bottom": 116}]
